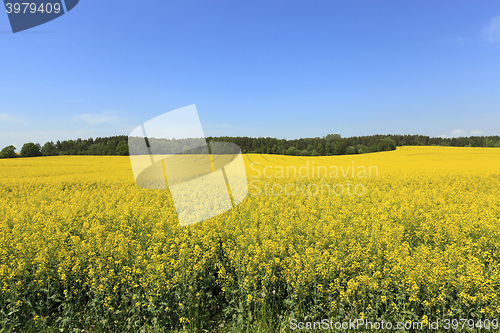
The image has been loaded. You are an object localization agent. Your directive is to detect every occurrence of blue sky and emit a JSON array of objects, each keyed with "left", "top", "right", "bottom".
[{"left": 1, "top": 0, "right": 500, "bottom": 150}]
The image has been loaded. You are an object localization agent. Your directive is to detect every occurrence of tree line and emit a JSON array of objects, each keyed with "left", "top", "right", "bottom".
[
  {"left": 1, "top": 134, "right": 499, "bottom": 158},
  {"left": 205, "top": 134, "right": 500, "bottom": 156}
]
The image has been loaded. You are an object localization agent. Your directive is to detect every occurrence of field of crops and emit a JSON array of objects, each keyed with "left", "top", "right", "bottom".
[{"left": 1, "top": 146, "right": 500, "bottom": 332}]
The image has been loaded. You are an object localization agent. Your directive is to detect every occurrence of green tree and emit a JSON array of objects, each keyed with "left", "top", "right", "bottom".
[
  {"left": 326, "top": 134, "right": 341, "bottom": 140},
  {"left": 105, "top": 139, "right": 118, "bottom": 155},
  {"left": 346, "top": 146, "right": 356, "bottom": 154},
  {"left": 333, "top": 141, "right": 345, "bottom": 155},
  {"left": 377, "top": 138, "right": 397, "bottom": 151},
  {"left": 0, "top": 145, "right": 17, "bottom": 158},
  {"left": 20, "top": 143, "right": 41, "bottom": 157},
  {"left": 116, "top": 141, "right": 129, "bottom": 156},
  {"left": 485, "top": 138, "right": 495, "bottom": 147},
  {"left": 41, "top": 142, "right": 56, "bottom": 156},
  {"left": 315, "top": 142, "right": 324, "bottom": 155},
  {"left": 285, "top": 146, "right": 297, "bottom": 156},
  {"left": 300, "top": 149, "right": 310, "bottom": 156},
  {"left": 355, "top": 144, "right": 366, "bottom": 154}
]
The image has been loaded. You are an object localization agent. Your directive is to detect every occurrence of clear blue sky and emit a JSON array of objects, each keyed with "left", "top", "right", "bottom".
[{"left": 1, "top": 1, "right": 500, "bottom": 150}]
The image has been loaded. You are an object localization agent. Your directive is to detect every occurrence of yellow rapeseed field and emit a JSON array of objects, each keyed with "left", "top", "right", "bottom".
[{"left": 1, "top": 146, "right": 500, "bottom": 331}]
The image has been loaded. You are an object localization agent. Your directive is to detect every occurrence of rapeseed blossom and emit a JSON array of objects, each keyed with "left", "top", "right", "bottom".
[{"left": 0, "top": 147, "right": 499, "bottom": 330}]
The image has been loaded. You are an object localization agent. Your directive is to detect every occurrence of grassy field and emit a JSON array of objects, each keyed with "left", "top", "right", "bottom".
[{"left": 1, "top": 146, "right": 500, "bottom": 332}]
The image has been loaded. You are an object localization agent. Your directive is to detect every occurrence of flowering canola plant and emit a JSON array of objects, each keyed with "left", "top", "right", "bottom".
[{"left": 0, "top": 146, "right": 499, "bottom": 330}]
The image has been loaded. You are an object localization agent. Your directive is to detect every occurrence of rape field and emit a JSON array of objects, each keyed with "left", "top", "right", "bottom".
[{"left": 1, "top": 146, "right": 500, "bottom": 332}]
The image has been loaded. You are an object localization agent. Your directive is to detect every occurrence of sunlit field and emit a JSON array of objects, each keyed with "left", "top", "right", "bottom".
[{"left": 1, "top": 146, "right": 500, "bottom": 332}]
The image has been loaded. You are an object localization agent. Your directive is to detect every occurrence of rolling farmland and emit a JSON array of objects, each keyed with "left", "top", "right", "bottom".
[{"left": 1, "top": 146, "right": 500, "bottom": 331}]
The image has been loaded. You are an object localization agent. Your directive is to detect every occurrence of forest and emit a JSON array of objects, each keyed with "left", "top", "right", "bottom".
[{"left": 1, "top": 134, "right": 500, "bottom": 158}]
